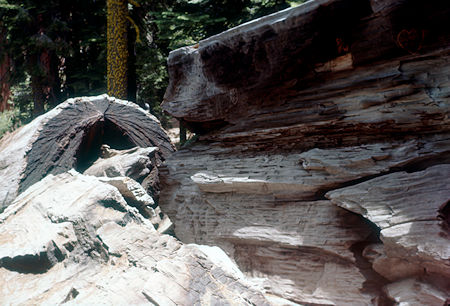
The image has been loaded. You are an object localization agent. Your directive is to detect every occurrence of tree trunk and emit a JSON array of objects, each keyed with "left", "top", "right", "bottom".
[
  {"left": 0, "top": 54, "right": 12, "bottom": 112},
  {"left": 0, "top": 26, "right": 11, "bottom": 112},
  {"left": 107, "top": 0, "right": 128, "bottom": 99},
  {"left": 29, "top": 48, "right": 60, "bottom": 116},
  {"left": 127, "top": 26, "right": 137, "bottom": 103},
  {"left": 31, "top": 74, "right": 45, "bottom": 116},
  {"left": 47, "top": 50, "right": 61, "bottom": 108}
]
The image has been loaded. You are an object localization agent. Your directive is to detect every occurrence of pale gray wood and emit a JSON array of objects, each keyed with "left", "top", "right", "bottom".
[{"left": 160, "top": 0, "right": 450, "bottom": 303}]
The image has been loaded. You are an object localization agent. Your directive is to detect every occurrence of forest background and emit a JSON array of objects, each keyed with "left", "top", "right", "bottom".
[{"left": 0, "top": 0, "right": 305, "bottom": 137}]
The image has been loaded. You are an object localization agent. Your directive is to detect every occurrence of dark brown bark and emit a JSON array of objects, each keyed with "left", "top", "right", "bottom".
[
  {"left": 0, "top": 95, "right": 174, "bottom": 209},
  {"left": 0, "top": 26, "right": 11, "bottom": 112},
  {"left": 0, "top": 55, "right": 12, "bottom": 112}
]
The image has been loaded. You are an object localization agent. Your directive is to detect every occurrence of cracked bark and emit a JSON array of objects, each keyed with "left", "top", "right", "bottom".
[{"left": 0, "top": 95, "right": 174, "bottom": 210}]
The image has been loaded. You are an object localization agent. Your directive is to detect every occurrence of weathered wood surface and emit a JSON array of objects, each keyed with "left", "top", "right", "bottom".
[
  {"left": 160, "top": 136, "right": 450, "bottom": 304},
  {"left": 163, "top": 0, "right": 450, "bottom": 151},
  {"left": 327, "top": 164, "right": 450, "bottom": 280},
  {"left": 0, "top": 95, "right": 174, "bottom": 211},
  {"left": 385, "top": 278, "right": 449, "bottom": 306},
  {"left": 160, "top": 0, "right": 450, "bottom": 304},
  {"left": 0, "top": 171, "right": 270, "bottom": 305}
]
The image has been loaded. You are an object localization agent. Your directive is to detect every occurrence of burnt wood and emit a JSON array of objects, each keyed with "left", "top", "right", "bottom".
[{"left": 0, "top": 95, "right": 174, "bottom": 209}]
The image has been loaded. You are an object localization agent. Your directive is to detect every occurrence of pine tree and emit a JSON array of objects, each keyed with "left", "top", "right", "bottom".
[{"left": 107, "top": 0, "right": 128, "bottom": 99}]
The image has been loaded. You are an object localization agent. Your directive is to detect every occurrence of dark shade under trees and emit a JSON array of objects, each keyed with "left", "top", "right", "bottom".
[
  {"left": 0, "top": 0, "right": 107, "bottom": 119},
  {"left": 0, "top": 0, "right": 305, "bottom": 129}
]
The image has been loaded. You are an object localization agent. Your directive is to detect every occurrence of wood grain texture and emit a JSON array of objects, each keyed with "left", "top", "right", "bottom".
[
  {"left": 163, "top": 0, "right": 450, "bottom": 151},
  {"left": 160, "top": 0, "right": 450, "bottom": 303},
  {"left": 160, "top": 136, "right": 450, "bottom": 304},
  {"left": 327, "top": 164, "right": 450, "bottom": 280},
  {"left": 0, "top": 171, "right": 269, "bottom": 305},
  {"left": 0, "top": 95, "right": 174, "bottom": 211}
]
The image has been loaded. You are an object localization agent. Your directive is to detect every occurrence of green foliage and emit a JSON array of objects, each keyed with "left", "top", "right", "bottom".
[
  {"left": 0, "top": 77, "right": 33, "bottom": 138},
  {"left": 62, "top": 1, "right": 107, "bottom": 98},
  {"left": 0, "top": 0, "right": 107, "bottom": 114},
  {"left": 0, "top": 109, "right": 18, "bottom": 138},
  {"left": 134, "top": 0, "right": 306, "bottom": 127},
  {"left": 9, "top": 77, "right": 33, "bottom": 122},
  {"left": 135, "top": 44, "right": 170, "bottom": 126},
  {"left": 149, "top": 0, "right": 305, "bottom": 50},
  {"left": 1, "top": 0, "right": 306, "bottom": 129}
]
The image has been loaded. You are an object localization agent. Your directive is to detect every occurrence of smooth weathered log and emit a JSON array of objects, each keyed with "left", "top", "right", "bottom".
[
  {"left": 327, "top": 164, "right": 450, "bottom": 282},
  {"left": 0, "top": 95, "right": 174, "bottom": 211},
  {"left": 0, "top": 171, "right": 269, "bottom": 305},
  {"left": 163, "top": 0, "right": 450, "bottom": 151},
  {"left": 160, "top": 0, "right": 450, "bottom": 303},
  {"left": 160, "top": 136, "right": 450, "bottom": 304}
]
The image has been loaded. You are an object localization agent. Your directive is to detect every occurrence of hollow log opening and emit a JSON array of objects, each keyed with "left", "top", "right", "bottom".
[
  {"left": 102, "top": 118, "right": 136, "bottom": 150},
  {"left": 16, "top": 96, "right": 173, "bottom": 196},
  {"left": 75, "top": 120, "right": 104, "bottom": 173},
  {"left": 0, "top": 254, "right": 54, "bottom": 274},
  {"left": 75, "top": 118, "right": 135, "bottom": 173}
]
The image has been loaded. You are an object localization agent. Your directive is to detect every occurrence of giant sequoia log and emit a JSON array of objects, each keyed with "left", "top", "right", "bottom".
[
  {"left": 163, "top": 0, "right": 450, "bottom": 148},
  {"left": 0, "top": 95, "right": 174, "bottom": 211},
  {"left": 160, "top": 0, "right": 450, "bottom": 304},
  {"left": 0, "top": 170, "right": 270, "bottom": 305},
  {"left": 0, "top": 95, "right": 275, "bottom": 304}
]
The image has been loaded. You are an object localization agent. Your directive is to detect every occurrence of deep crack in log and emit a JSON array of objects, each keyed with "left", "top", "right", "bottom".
[{"left": 0, "top": 95, "right": 174, "bottom": 209}]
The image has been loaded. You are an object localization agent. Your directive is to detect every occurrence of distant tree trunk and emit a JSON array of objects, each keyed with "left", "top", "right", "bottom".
[
  {"left": 31, "top": 74, "right": 45, "bottom": 116},
  {"left": 0, "top": 26, "right": 11, "bottom": 113},
  {"left": 39, "top": 49, "right": 61, "bottom": 109},
  {"left": 107, "top": 0, "right": 128, "bottom": 99},
  {"left": 0, "top": 54, "right": 12, "bottom": 113},
  {"left": 47, "top": 50, "right": 61, "bottom": 108},
  {"left": 27, "top": 52, "right": 44, "bottom": 116},
  {"left": 29, "top": 48, "right": 59, "bottom": 116}
]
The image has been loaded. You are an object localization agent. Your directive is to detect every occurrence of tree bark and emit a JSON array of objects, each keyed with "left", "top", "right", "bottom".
[
  {"left": 0, "top": 26, "right": 12, "bottom": 112},
  {"left": 127, "top": 22, "right": 137, "bottom": 102},
  {"left": 107, "top": 0, "right": 128, "bottom": 99},
  {"left": 0, "top": 54, "right": 12, "bottom": 113}
]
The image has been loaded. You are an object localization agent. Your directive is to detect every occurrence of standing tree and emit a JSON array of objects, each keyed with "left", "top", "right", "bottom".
[
  {"left": 0, "top": 0, "right": 107, "bottom": 117},
  {"left": 0, "top": 1, "right": 62, "bottom": 116},
  {"left": 107, "top": 0, "right": 128, "bottom": 99},
  {"left": 0, "top": 0, "right": 304, "bottom": 131},
  {"left": 0, "top": 24, "right": 12, "bottom": 112}
]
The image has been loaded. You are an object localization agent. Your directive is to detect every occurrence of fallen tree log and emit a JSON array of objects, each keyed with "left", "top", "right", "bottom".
[
  {"left": 159, "top": 0, "right": 450, "bottom": 303},
  {"left": 0, "top": 170, "right": 270, "bottom": 305},
  {"left": 163, "top": 0, "right": 450, "bottom": 151},
  {"left": 0, "top": 95, "right": 174, "bottom": 211}
]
